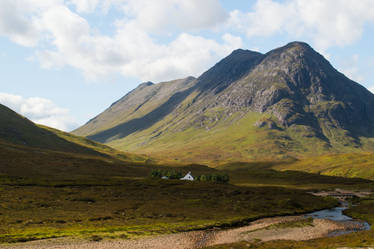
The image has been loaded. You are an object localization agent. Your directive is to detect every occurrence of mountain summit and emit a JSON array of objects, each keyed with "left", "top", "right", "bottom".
[{"left": 73, "top": 42, "right": 374, "bottom": 163}]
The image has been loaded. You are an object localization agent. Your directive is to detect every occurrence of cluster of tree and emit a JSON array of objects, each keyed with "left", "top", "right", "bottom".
[
  {"left": 150, "top": 169, "right": 183, "bottom": 179},
  {"left": 196, "top": 174, "right": 229, "bottom": 183},
  {"left": 150, "top": 169, "right": 229, "bottom": 183}
]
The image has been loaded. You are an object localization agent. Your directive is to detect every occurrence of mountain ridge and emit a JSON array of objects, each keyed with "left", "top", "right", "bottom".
[{"left": 73, "top": 41, "right": 374, "bottom": 164}]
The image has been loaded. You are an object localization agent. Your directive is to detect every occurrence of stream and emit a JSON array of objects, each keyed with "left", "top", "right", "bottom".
[{"left": 305, "top": 202, "right": 371, "bottom": 236}]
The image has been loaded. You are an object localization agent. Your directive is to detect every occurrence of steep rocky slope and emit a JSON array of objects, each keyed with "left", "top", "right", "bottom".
[
  {"left": 74, "top": 77, "right": 197, "bottom": 140},
  {"left": 73, "top": 42, "right": 374, "bottom": 163}
]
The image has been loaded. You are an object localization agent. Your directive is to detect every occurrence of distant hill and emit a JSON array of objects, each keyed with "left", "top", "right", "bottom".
[
  {"left": 0, "top": 103, "right": 147, "bottom": 163},
  {"left": 73, "top": 42, "right": 374, "bottom": 164}
]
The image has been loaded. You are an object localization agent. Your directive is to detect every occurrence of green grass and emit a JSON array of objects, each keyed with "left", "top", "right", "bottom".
[{"left": 0, "top": 178, "right": 337, "bottom": 243}]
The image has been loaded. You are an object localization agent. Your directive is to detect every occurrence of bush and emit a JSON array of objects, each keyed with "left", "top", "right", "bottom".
[
  {"left": 150, "top": 169, "right": 162, "bottom": 178},
  {"left": 90, "top": 235, "right": 102, "bottom": 242},
  {"left": 150, "top": 169, "right": 183, "bottom": 179},
  {"left": 197, "top": 173, "right": 229, "bottom": 183}
]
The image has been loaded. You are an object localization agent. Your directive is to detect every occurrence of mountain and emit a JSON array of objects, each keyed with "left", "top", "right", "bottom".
[{"left": 73, "top": 42, "right": 374, "bottom": 164}]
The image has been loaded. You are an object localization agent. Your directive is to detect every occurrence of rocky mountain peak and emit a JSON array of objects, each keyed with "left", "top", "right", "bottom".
[
  {"left": 138, "top": 81, "right": 154, "bottom": 88},
  {"left": 74, "top": 42, "right": 374, "bottom": 159},
  {"left": 196, "top": 49, "right": 263, "bottom": 94}
]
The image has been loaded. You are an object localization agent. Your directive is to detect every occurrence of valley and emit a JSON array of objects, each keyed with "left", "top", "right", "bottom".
[{"left": 1, "top": 41, "right": 374, "bottom": 249}]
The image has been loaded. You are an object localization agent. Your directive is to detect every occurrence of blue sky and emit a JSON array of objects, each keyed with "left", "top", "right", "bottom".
[{"left": 1, "top": 0, "right": 374, "bottom": 131}]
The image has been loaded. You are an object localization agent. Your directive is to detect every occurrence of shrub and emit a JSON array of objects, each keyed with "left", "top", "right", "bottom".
[
  {"left": 197, "top": 173, "right": 229, "bottom": 183},
  {"left": 90, "top": 235, "right": 102, "bottom": 242},
  {"left": 150, "top": 169, "right": 184, "bottom": 179}
]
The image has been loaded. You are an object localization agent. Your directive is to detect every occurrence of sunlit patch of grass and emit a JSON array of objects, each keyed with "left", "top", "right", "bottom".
[
  {"left": 266, "top": 217, "right": 314, "bottom": 230},
  {"left": 274, "top": 152, "right": 374, "bottom": 180}
]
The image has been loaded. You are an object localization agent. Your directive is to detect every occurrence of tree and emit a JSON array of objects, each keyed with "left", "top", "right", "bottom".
[
  {"left": 200, "top": 175, "right": 207, "bottom": 181},
  {"left": 150, "top": 169, "right": 162, "bottom": 178}
]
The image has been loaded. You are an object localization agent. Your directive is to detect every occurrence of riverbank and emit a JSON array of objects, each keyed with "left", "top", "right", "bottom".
[{"left": 1, "top": 208, "right": 367, "bottom": 249}]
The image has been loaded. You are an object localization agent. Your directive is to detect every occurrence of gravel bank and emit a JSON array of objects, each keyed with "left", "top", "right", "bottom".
[{"left": 1, "top": 215, "right": 360, "bottom": 249}]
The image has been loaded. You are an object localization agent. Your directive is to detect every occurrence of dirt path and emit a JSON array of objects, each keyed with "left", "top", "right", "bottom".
[{"left": 1, "top": 215, "right": 360, "bottom": 249}]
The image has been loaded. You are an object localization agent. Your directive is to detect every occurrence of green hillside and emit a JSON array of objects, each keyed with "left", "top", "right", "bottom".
[
  {"left": 40, "top": 125, "right": 149, "bottom": 163},
  {"left": 105, "top": 111, "right": 374, "bottom": 165},
  {"left": 273, "top": 152, "right": 374, "bottom": 180},
  {"left": 0, "top": 103, "right": 148, "bottom": 163},
  {"left": 0, "top": 104, "right": 99, "bottom": 155}
]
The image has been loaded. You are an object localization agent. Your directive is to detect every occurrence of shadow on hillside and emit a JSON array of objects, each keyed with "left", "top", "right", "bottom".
[{"left": 88, "top": 87, "right": 195, "bottom": 143}]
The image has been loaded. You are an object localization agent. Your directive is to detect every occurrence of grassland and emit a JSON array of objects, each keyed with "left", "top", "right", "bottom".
[
  {"left": 5, "top": 139, "right": 372, "bottom": 244},
  {"left": 3, "top": 139, "right": 374, "bottom": 245},
  {"left": 0, "top": 178, "right": 339, "bottom": 243},
  {"left": 2, "top": 116, "right": 374, "bottom": 246}
]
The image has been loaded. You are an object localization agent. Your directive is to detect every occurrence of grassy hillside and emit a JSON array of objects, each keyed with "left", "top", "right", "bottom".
[
  {"left": 273, "top": 153, "right": 374, "bottom": 180},
  {"left": 218, "top": 161, "right": 372, "bottom": 190},
  {"left": 106, "top": 111, "right": 373, "bottom": 165},
  {"left": 0, "top": 103, "right": 149, "bottom": 164},
  {"left": 0, "top": 104, "right": 104, "bottom": 155},
  {"left": 40, "top": 125, "right": 149, "bottom": 163}
]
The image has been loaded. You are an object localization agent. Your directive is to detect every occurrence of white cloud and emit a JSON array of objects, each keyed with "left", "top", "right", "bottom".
[
  {"left": 3, "top": 0, "right": 373, "bottom": 83},
  {"left": 119, "top": 0, "right": 228, "bottom": 33},
  {"left": 0, "top": 0, "right": 237, "bottom": 82},
  {"left": 0, "top": 93, "right": 78, "bottom": 131},
  {"left": 228, "top": 0, "right": 374, "bottom": 51},
  {"left": 68, "top": 0, "right": 100, "bottom": 13},
  {"left": 32, "top": 3, "right": 239, "bottom": 81},
  {"left": 0, "top": 1, "right": 39, "bottom": 46}
]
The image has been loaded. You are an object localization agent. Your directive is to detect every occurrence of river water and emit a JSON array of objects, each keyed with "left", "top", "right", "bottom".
[{"left": 305, "top": 202, "right": 371, "bottom": 236}]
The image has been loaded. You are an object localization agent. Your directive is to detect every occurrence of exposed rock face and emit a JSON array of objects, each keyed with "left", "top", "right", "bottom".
[
  {"left": 193, "top": 42, "right": 374, "bottom": 132},
  {"left": 73, "top": 42, "right": 374, "bottom": 158}
]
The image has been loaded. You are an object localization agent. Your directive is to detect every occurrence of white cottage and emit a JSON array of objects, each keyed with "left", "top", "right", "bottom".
[{"left": 180, "top": 172, "right": 194, "bottom": 181}]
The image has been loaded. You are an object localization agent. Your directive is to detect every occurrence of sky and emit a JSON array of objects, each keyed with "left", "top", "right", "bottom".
[{"left": 1, "top": 0, "right": 374, "bottom": 131}]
